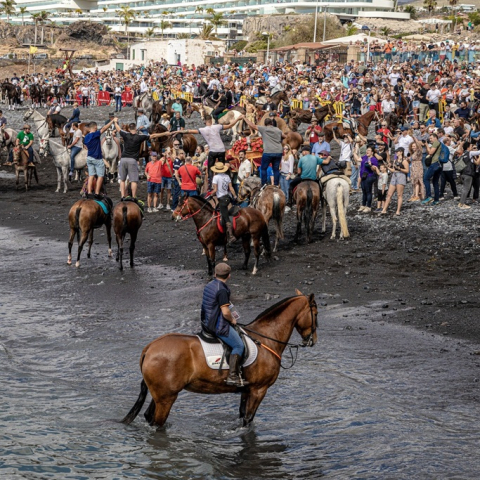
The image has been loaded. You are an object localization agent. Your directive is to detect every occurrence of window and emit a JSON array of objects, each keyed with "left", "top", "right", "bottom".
[{"left": 132, "top": 49, "right": 136, "bottom": 60}]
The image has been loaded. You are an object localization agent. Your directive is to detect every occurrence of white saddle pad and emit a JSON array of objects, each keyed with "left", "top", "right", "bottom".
[{"left": 197, "top": 330, "right": 258, "bottom": 370}]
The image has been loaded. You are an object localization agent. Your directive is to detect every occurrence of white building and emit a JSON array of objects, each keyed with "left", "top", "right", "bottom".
[{"left": 5, "top": 0, "right": 409, "bottom": 40}]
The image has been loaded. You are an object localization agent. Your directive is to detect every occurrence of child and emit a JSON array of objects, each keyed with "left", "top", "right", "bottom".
[
  {"left": 145, "top": 151, "right": 162, "bottom": 213},
  {"left": 376, "top": 164, "right": 388, "bottom": 212}
]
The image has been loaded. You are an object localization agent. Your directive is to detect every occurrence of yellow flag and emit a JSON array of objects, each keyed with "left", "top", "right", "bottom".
[{"left": 30, "top": 46, "right": 38, "bottom": 54}]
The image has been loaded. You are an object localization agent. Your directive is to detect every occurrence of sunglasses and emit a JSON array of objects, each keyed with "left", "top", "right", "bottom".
[{"left": 173, "top": 144, "right": 180, "bottom": 146}]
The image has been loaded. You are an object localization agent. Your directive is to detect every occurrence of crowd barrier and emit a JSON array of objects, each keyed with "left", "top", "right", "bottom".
[{"left": 172, "top": 90, "right": 193, "bottom": 103}]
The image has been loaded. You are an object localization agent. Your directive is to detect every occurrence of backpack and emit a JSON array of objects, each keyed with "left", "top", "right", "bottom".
[{"left": 438, "top": 142, "right": 450, "bottom": 164}]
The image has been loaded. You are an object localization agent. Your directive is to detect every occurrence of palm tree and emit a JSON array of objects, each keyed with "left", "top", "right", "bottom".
[
  {"left": 345, "top": 23, "right": 358, "bottom": 36},
  {"left": 102, "top": 7, "right": 107, "bottom": 13},
  {"left": 195, "top": 6, "right": 204, "bottom": 16},
  {"left": 423, "top": 0, "right": 437, "bottom": 17},
  {"left": 177, "top": 32, "right": 189, "bottom": 39},
  {"left": 37, "top": 10, "right": 50, "bottom": 45},
  {"left": 145, "top": 26, "right": 156, "bottom": 40},
  {"left": 116, "top": 6, "right": 135, "bottom": 41},
  {"left": 380, "top": 26, "right": 392, "bottom": 37},
  {"left": 199, "top": 23, "right": 215, "bottom": 40},
  {"left": 0, "top": 0, "right": 16, "bottom": 23},
  {"left": 161, "top": 10, "right": 169, "bottom": 16},
  {"left": 404, "top": 5, "right": 418, "bottom": 20},
  {"left": 210, "top": 12, "right": 225, "bottom": 36},
  {"left": 449, "top": 0, "right": 458, "bottom": 29},
  {"left": 31, "top": 12, "right": 39, "bottom": 44},
  {"left": 19, "top": 5, "right": 27, "bottom": 25},
  {"left": 75, "top": 9, "right": 82, "bottom": 15},
  {"left": 206, "top": 7, "right": 215, "bottom": 15},
  {"left": 160, "top": 19, "right": 172, "bottom": 39}
]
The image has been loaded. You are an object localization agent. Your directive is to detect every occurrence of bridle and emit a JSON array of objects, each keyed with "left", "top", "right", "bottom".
[{"left": 238, "top": 295, "right": 317, "bottom": 369}]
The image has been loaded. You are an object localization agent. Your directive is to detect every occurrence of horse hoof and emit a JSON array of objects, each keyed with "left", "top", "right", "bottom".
[
  {"left": 75, "top": 262, "right": 80, "bottom": 268},
  {"left": 222, "top": 256, "right": 228, "bottom": 262},
  {"left": 108, "top": 249, "right": 113, "bottom": 258},
  {"left": 67, "top": 259, "right": 71, "bottom": 265},
  {"left": 252, "top": 268, "right": 258, "bottom": 275},
  {"left": 55, "top": 189, "right": 60, "bottom": 193}
]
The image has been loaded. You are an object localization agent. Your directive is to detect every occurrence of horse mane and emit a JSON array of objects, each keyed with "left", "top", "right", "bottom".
[
  {"left": 191, "top": 195, "right": 214, "bottom": 210},
  {"left": 250, "top": 295, "right": 299, "bottom": 324}
]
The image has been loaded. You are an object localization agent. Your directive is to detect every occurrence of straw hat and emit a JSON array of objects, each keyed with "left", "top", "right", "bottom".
[{"left": 211, "top": 162, "right": 229, "bottom": 173}]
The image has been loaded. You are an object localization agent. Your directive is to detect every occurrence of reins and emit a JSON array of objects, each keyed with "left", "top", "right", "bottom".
[{"left": 178, "top": 197, "right": 219, "bottom": 236}]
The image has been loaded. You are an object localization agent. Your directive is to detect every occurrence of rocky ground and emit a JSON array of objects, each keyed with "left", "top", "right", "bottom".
[{"left": 1, "top": 104, "right": 480, "bottom": 346}]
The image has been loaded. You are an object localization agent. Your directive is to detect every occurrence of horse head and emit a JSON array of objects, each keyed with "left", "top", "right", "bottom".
[
  {"left": 172, "top": 194, "right": 191, "bottom": 221},
  {"left": 294, "top": 290, "right": 318, "bottom": 347},
  {"left": 104, "top": 128, "right": 113, "bottom": 144},
  {"left": 23, "top": 109, "right": 34, "bottom": 121},
  {"left": 38, "top": 135, "right": 50, "bottom": 157}
]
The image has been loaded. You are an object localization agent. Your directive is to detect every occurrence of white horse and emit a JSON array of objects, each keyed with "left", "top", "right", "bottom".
[
  {"left": 134, "top": 90, "right": 153, "bottom": 120},
  {"left": 102, "top": 128, "right": 121, "bottom": 177},
  {"left": 39, "top": 134, "right": 87, "bottom": 193},
  {"left": 321, "top": 176, "right": 350, "bottom": 240},
  {"left": 0, "top": 126, "right": 17, "bottom": 163},
  {"left": 23, "top": 108, "right": 50, "bottom": 138}
]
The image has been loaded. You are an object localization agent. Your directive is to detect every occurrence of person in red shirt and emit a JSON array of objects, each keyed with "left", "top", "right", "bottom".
[
  {"left": 145, "top": 151, "right": 163, "bottom": 212},
  {"left": 176, "top": 156, "right": 201, "bottom": 196},
  {"left": 305, "top": 119, "right": 322, "bottom": 149},
  {"left": 377, "top": 121, "right": 394, "bottom": 147},
  {"left": 159, "top": 150, "right": 174, "bottom": 210}
]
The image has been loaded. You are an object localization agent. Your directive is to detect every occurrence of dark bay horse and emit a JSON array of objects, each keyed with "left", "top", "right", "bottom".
[
  {"left": 122, "top": 292, "right": 318, "bottom": 428},
  {"left": 113, "top": 200, "right": 143, "bottom": 271},
  {"left": 287, "top": 103, "right": 336, "bottom": 131},
  {"left": 1, "top": 82, "right": 21, "bottom": 110},
  {"left": 150, "top": 123, "right": 197, "bottom": 156},
  {"left": 395, "top": 94, "right": 410, "bottom": 125},
  {"left": 293, "top": 180, "right": 321, "bottom": 244},
  {"left": 29, "top": 84, "right": 43, "bottom": 108},
  {"left": 323, "top": 110, "right": 379, "bottom": 143},
  {"left": 67, "top": 199, "right": 112, "bottom": 268},
  {"left": 238, "top": 178, "right": 286, "bottom": 252},
  {"left": 173, "top": 195, "right": 271, "bottom": 275}
]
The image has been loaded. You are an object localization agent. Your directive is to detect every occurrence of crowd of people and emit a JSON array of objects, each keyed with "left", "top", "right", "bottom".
[{"left": 3, "top": 44, "right": 480, "bottom": 216}]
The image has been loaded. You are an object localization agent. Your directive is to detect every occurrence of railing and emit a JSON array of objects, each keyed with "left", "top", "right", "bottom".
[{"left": 172, "top": 90, "right": 193, "bottom": 102}]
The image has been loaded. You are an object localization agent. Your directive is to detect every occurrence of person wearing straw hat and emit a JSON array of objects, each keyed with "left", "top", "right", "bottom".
[{"left": 211, "top": 161, "right": 237, "bottom": 244}]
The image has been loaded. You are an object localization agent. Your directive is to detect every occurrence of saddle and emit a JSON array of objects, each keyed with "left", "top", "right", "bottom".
[
  {"left": 342, "top": 118, "right": 357, "bottom": 132},
  {"left": 88, "top": 195, "right": 113, "bottom": 214},
  {"left": 122, "top": 196, "right": 145, "bottom": 216},
  {"left": 215, "top": 208, "right": 241, "bottom": 234},
  {"left": 320, "top": 173, "right": 351, "bottom": 186},
  {"left": 198, "top": 326, "right": 254, "bottom": 369}
]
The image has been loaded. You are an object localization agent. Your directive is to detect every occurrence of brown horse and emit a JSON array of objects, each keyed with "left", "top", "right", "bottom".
[
  {"left": 12, "top": 147, "right": 38, "bottom": 191},
  {"left": 257, "top": 115, "right": 304, "bottom": 151},
  {"left": 238, "top": 178, "right": 286, "bottom": 252},
  {"left": 121, "top": 291, "right": 318, "bottom": 428},
  {"left": 113, "top": 200, "right": 143, "bottom": 271},
  {"left": 323, "top": 110, "right": 379, "bottom": 143},
  {"left": 395, "top": 94, "right": 410, "bottom": 125},
  {"left": 293, "top": 181, "right": 321, "bottom": 244},
  {"left": 67, "top": 199, "right": 113, "bottom": 268},
  {"left": 287, "top": 103, "right": 336, "bottom": 131},
  {"left": 173, "top": 195, "right": 271, "bottom": 275},
  {"left": 150, "top": 123, "right": 197, "bottom": 156}
]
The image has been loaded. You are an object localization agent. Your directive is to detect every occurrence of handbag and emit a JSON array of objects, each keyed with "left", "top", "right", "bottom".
[
  {"left": 425, "top": 142, "right": 440, "bottom": 167},
  {"left": 454, "top": 155, "right": 467, "bottom": 175}
]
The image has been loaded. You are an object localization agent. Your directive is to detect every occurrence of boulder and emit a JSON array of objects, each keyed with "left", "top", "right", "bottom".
[{"left": 66, "top": 21, "right": 109, "bottom": 44}]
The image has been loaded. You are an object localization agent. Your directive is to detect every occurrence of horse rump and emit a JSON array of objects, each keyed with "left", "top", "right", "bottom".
[
  {"left": 121, "top": 379, "right": 149, "bottom": 425},
  {"left": 74, "top": 206, "right": 82, "bottom": 242}
]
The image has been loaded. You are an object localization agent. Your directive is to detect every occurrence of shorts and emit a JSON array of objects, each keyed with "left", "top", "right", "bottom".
[
  {"left": 377, "top": 190, "right": 387, "bottom": 201},
  {"left": 87, "top": 157, "right": 105, "bottom": 177},
  {"left": 119, "top": 157, "right": 139, "bottom": 182},
  {"left": 390, "top": 172, "right": 407, "bottom": 186},
  {"left": 147, "top": 181, "right": 161, "bottom": 194},
  {"left": 161, "top": 177, "right": 172, "bottom": 189}
]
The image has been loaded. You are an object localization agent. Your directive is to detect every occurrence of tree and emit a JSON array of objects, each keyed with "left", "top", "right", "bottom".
[
  {"left": 345, "top": 23, "right": 358, "bottom": 36},
  {"left": 423, "top": 0, "right": 437, "bottom": 16},
  {"left": 210, "top": 12, "right": 225, "bottom": 36},
  {"left": 0, "top": 0, "right": 16, "bottom": 23},
  {"left": 404, "top": 5, "right": 418, "bottom": 20},
  {"left": 160, "top": 19, "right": 171, "bottom": 39},
  {"left": 37, "top": 10, "right": 50, "bottom": 45},
  {"left": 380, "top": 26, "right": 392, "bottom": 37},
  {"left": 206, "top": 8, "right": 215, "bottom": 15},
  {"left": 199, "top": 23, "right": 215, "bottom": 40},
  {"left": 31, "top": 12, "right": 40, "bottom": 44},
  {"left": 145, "top": 27, "right": 156, "bottom": 40},
  {"left": 177, "top": 33, "right": 190, "bottom": 39},
  {"left": 116, "top": 6, "right": 135, "bottom": 41},
  {"left": 102, "top": 7, "right": 107, "bottom": 13},
  {"left": 449, "top": 0, "right": 458, "bottom": 29},
  {"left": 195, "top": 6, "right": 204, "bottom": 15},
  {"left": 19, "top": 5, "right": 27, "bottom": 25}
]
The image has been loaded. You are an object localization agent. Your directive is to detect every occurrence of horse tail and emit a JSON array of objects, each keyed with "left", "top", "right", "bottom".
[
  {"left": 304, "top": 185, "right": 313, "bottom": 239},
  {"left": 121, "top": 380, "right": 149, "bottom": 425},
  {"left": 336, "top": 182, "right": 349, "bottom": 239},
  {"left": 75, "top": 207, "right": 81, "bottom": 242},
  {"left": 122, "top": 205, "right": 128, "bottom": 236},
  {"left": 261, "top": 221, "right": 271, "bottom": 259},
  {"left": 33, "top": 167, "right": 39, "bottom": 184},
  {"left": 272, "top": 191, "right": 284, "bottom": 239}
]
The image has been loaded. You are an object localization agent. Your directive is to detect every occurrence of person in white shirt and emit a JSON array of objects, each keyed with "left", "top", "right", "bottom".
[
  {"left": 426, "top": 84, "right": 441, "bottom": 114},
  {"left": 140, "top": 79, "right": 148, "bottom": 93},
  {"left": 237, "top": 151, "right": 252, "bottom": 183},
  {"left": 395, "top": 127, "right": 414, "bottom": 152},
  {"left": 81, "top": 85, "right": 90, "bottom": 108},
  {"left": 381, "top": 93, "right": 395, "bottom": 114}
]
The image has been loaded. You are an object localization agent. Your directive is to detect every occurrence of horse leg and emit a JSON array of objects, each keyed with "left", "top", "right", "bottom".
[
  {"left": 76, "top": 230, "right": 89, "bottom": 268},
  {"left": 15, "top": 169, "right": 20, "bottom": 190},
  {"left": 251, "top": 234, "right": 262, "bottom": 275},
  {"left": 207, "top": 243, "right": 216, "bottom": 276},
  {"left": 143, "top": 399, "right": 156, "bottom": 424},
  {"left": 222, "top": 243, "right": 228, "bottom": 262},
  {"left": 62, "top": 166, "right": 69, "bottom": 193},
  {"left": 87, "top": 229, "right": 94, "bottom": 258},
  {"left": 243, "top": 386, "right": 268, "bottom": 426},
  {"left": 116, "top": 233, "right": 123, "bottom": 270},
  {"left": 129, "top": 231, "right": 138, "bottom": 268},
  {"left": 150, "top": 393, "right": 179, "bottom": 427},
  {"left": 67, "top": 228, "right": 76, "bottom": 265},
  {"left": 329, "top": 205, "right": 338, "bottom": 240},
  {"left": 106, "top": 220, "right": 113, "bottom": 258},
  {"left": 322, "top": 196, "right": 327, "bottom": 233},
  {"left": 55, "top": 167, "right": 62, "bottom": 193},
  {"left": 293, "top": 209, "right": 302, "bottom": 243},
  {"left": 239, "top": 391, "right": 248, "bottom": 419},
  {"left": 241, "top": 234, "right": 251, "bottom": 271}
]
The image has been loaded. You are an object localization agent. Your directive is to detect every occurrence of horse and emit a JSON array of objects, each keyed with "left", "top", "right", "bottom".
[
  {"left": 101, "top": 128, "right": 120, "bottom": 176},
  {"left": 321, "top": 176, "right": 350, "bottom": 240},
  {"left": 113, "top": 200, "right": 143, "bottom": 271},
  {"left": 173, "top": 195, "right": 271, "bottom": 276},
  {"left": 287, "top": 103, "right": 336, "bottom": 131},
  {"left": 57, "top": 80, "right": 74, "bottom": 104},
  {"left": 67, "top": 199, "right": 113, "bottom": 268},
  {"left": 39, "top": 134, "right": 87, "bottom": 193},
  {"left": 256, "top": 114, "right": 304, "bottom": 151},
  {"left": 149, "top": 123, "right": 197, "bottom": 156},
  {"left": 0, "top": 125, "right": 17, "bottom": 163},
  {"left": 121, "top": 291, "right": 318, "bottom": 428},
  {"left": 395, "top": 95, "right": 410, "bottom": 125},
  {"left": 134, "top": 91, "right": 153, "bottom": 120},
  {"left": 12, "top": 147, "right": 39, "bottom": 191},
  {"left": 23, "top": 108, "right": 50, "bottom": 139},
  {"left": 238, "top": 177, "right": 286, "bottom": 252},
  {"left": 322, "top": 110, "right": 379, "bottom": 143},
  {"left": 293, "top": 181, "right": 321, "bottom": 244},
  {"left": 46, "top": 113, "right": 68, "bottom": 137},
  {"left": 1, "top": 82, "right": 21, "bottom": 110},
  {"left": 29, "top": 84, "right": 43, "bottom": 109}
]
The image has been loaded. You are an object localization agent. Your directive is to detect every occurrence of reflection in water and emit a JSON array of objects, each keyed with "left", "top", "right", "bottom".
[{"left": 1, "top": 227, "right": 480, "bottom": 479}]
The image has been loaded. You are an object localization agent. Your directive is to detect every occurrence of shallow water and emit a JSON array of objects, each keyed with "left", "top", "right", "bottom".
[{"left": 1, "top": 226, "right": 480, "bottom": 479}]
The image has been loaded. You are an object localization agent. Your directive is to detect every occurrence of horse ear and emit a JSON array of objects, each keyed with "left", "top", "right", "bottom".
[
  {"left": 295, "top": 288, "right": 304, "bottom": 296},
  {"left": 308, "top": 293, "right": 315, "bottom": 303}
]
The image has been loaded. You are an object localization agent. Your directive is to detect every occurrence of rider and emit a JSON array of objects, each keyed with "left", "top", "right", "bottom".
[
  {"left": 15, "top": 124, "right": 35, "bottom": 167},
  {"left": 136, "top": 108, "right": 150, "bottom": 135},
  {"left": 201, "top": 262, "right": 249, "bottom": 388},
  {"left": 67, "top": 122, "right": 83, "bottom": 178},
  {"left": 64, "top": 102, "right": 80, "bottom": 132},
  {"left": 211, "top": 161, "right": 237, "bottom": 244}
]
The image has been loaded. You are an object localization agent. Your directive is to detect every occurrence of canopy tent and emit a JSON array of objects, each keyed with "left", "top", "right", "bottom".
[{"left": 322, "top": 34, "right": 387, "bottom": 46}]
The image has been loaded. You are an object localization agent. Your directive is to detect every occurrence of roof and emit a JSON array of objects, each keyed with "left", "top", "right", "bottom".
[
  {"left": 271, "top": 42, "right": 341, "bottom": 52},
  {"left": 322, "top": 34, "right": 387, "bottom": 45}
]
